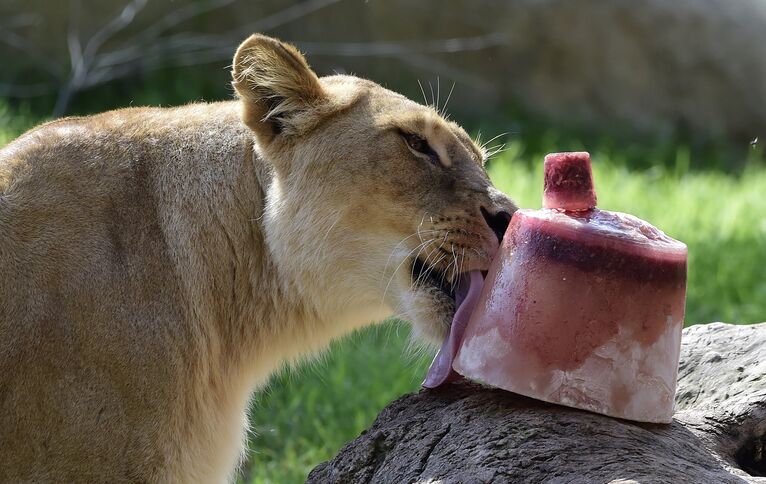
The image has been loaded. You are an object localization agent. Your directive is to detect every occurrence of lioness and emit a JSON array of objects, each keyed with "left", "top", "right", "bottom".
[{"left": 0, "top": 34, "right": 515, "bottom": 482}]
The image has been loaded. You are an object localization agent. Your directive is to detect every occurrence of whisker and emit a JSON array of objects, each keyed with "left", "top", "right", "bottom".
[
  {"left": 480, "top": 132, "right": 508, "bottom": 151},
  {"left": 415, "top": 252, "right": 447, "bottom": 290},
  {"left": 416, "top": 212, "right": 430, "bottom": 242},
  {"left": 379, "top": 233, "right": 438, "bottom": 304},
  {"left": 381, "top": 230, "right": 441, "bottom": 289},
  {"left": 408, "top": 237, "right": 438, "bottom": 288},
  {"left": 417, "top": 79, "right": 428, "bottom": 107},
  {"left": 439, "top": 241, "right": 458, "bottom": 291},
  {"left": 485, "top": 143, "right": 508, "bottom": 159},
  {"left": 418, "top": 79, "right": 428, "bottom": 106},
  {"left": 450, "top": 244, "right": 462, "bottom": 293},
  {"left": 428, "top": 80, "right": 435, "bottom": 108},
  {"left": 442, "top": 82, "right": 456, "bottom": 117},
  {"left": 432, "top": 230, "right": 452, "bottom": 285},
  {"left": 382, "top": 236, "right": 437, "bottom": 304},
  {"left": 485, "top": 143, "right": 506, "bottom": 153}
]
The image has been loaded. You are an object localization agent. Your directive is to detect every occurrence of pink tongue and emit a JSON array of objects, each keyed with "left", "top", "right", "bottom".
[{"left": 422, "top": 270, "right": 484, "bottom": 388}]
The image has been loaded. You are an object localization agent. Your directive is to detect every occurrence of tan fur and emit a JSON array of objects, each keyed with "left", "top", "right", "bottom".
[{"left": 0, "top": 34, "right": 515, "bottom": 483}]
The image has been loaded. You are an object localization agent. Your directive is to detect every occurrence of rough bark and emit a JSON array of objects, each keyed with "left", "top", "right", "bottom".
[{"left": 308, "top": 322, "right": 766, "bottom": 483}]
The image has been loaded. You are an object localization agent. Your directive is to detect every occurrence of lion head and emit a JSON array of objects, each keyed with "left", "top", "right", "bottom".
[{"left": 231, "top": 34, "right": 516, "bottom": 347}]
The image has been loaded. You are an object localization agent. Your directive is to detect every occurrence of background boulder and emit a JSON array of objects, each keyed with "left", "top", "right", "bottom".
[{"left": 1, "top": 0, "right": 765, "bottom": 141}]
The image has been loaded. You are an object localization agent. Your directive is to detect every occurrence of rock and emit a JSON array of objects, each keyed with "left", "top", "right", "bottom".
[
  {"left": 676, "top": 323, "right": 766, "bottom": 411},
  {"left": 308, "top": 322, "right": 766, "bottom": 483}
]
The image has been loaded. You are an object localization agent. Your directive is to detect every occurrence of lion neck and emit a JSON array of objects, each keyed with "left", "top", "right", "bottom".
[{"left": 176, "top": 139, "right": 387, "bottom": 388}]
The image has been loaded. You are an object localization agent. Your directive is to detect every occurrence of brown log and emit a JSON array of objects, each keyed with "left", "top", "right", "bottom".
[{"left": 308, "top": 323, "right": 766, "bottom": 483}]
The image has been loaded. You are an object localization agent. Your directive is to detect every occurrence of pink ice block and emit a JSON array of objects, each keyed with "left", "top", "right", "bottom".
[{"left": 452, "top": 152, "right": 688, "bottom": 423}]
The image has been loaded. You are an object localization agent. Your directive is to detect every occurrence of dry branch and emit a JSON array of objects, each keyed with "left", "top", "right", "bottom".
[{"left": 0, "top": 0, "right": 507, "bottom": 117}]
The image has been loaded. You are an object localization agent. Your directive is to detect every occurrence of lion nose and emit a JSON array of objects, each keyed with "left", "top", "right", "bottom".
[{"left": 480, "top": 207, "right": 513, "bottom": 244}]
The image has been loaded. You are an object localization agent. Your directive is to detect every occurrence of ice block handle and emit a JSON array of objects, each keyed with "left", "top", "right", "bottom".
[{"left": 543, "top": 152, "right": 597, "bottom": 211}]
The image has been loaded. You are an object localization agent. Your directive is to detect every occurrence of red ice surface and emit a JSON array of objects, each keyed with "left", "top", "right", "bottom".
[
  {"left": 451, "top": 152, "right": 688, "bottom": 423},
  {"left": 543, "top": 152, "right": 597, "bottom": 211}
]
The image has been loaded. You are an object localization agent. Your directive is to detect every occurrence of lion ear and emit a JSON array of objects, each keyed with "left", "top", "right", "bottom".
[{"left": 232, "top": 34, "right": 325, "bottom": 142}]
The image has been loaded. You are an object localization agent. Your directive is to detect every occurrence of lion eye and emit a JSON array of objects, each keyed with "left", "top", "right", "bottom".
[{"left": 401, "top": 131, "right": 440, "bottom": 165}]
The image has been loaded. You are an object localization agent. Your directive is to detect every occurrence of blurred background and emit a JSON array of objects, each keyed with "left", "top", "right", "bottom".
[{"left": 1, "top": 1, "right": 764, "bottom": 482}]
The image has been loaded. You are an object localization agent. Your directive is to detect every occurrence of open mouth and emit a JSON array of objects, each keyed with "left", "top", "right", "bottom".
[
  {"left": 413, "top": 255, "right": 485, "bottom": 388},
  {"left": 410, "top": 256, "right": 456, "bottom": 303},
  {"left": 409, "top": 253, "right": 489, "bottom": 388}
]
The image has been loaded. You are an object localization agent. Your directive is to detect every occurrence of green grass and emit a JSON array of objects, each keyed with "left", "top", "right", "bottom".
[
  {"left": 0, "top": 101, "right": 42, "bottom": 146},
  {"left": 2, "top": 105, "right": 764, "bottom": 483}
]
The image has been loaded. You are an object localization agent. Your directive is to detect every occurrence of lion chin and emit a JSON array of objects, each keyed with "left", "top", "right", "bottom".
[{"left": 405, "top": 288, "right": 457, "bottom": 347}]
